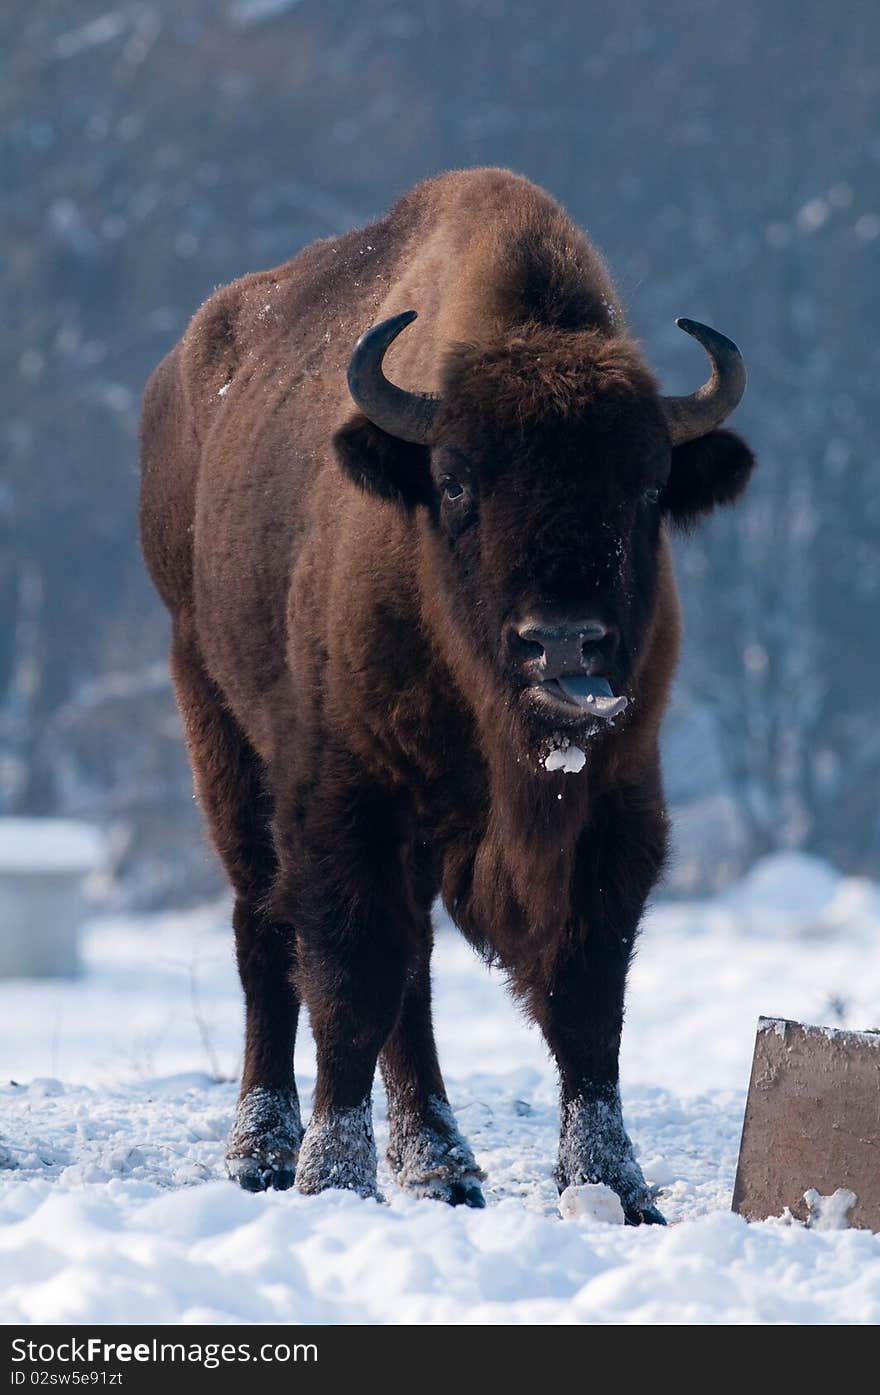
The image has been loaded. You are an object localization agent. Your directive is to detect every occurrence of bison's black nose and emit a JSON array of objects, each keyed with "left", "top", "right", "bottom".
[{"left": 511, "top": 618, "right": 617, "bottom": 680}]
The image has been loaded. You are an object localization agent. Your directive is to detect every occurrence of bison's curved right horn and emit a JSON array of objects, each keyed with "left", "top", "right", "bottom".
[
  {"left": 346, "top": 310, "right": 439, "bottom": 445},
  {"left": 661, "top": 318, "right": 747, "bottom": 445}
]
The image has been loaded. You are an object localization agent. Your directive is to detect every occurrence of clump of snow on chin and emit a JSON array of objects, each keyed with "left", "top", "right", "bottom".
[
  {"left": 542, "top": 738, "right": 587, "bottom": 774},
  {"left": 558, "top": 1182, "right": 625, "bottom": 1225}
]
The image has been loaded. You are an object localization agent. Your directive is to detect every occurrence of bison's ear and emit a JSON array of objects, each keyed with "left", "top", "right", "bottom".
[
  {"left": 663, "top": 428, "right": 756, "bottom": 531},
  {"left": 333, "top": 414, "right": 432, "bottom": 508}
]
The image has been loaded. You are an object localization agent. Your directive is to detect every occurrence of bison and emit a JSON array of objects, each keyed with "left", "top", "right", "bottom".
[{"left": 139, "top": 168, "right": 755, "bottom": 1222}]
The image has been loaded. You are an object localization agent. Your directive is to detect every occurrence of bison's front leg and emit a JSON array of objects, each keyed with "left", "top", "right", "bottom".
[
  {"left": 556, "top": 1086, "right": 662, "bottom": 1226},
  {"left": 517, "top": 789, "right": 668, "bottom": 1226},
  {"left": 540, "top": 953, "right": 663, "bottom": 1226}
]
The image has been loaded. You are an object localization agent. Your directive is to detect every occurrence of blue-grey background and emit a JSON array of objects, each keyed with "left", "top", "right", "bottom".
[{"left": 3, "top": 0, "right": 878, "bottom": 905}]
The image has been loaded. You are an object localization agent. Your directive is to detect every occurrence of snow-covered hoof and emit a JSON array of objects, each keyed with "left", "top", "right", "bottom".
[
  {"left": 226, "top": 1153, "right": 297, "bottom": 1193},
  {"left": 556, "top": 1089, "right": 663, "bottom": 1227},
  {"left": 225, "top": 1086, "right": 302, "bottom": 1193},
  {"left": 394, "top": 1169, "right": 486, "bottom": 1207},
  {"left": 295, "top": 1100, "right": 380, "bottom": 1200},
  {"left": 626, "top": 1200, "right": 666, "bottom": 1226},
  {"left": 445, "top": 1179, "right": 486, "bottom": 1208},
  {"left": 387, "top": 1095, "right": 485, "bottom": 1206}
]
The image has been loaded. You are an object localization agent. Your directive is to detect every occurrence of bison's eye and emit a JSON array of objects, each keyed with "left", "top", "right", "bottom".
[
  {"left": 438, "top": 474, "right": 474, "bottom": 540},
  {"left": 643, "top": 485, "right": 662, "bottom": 505}
]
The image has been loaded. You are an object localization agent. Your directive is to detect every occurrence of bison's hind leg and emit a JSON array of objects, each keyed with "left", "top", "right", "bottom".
[
  {"left": 385, "top": 1094, "right": 485, "bottom": 1208},
  {"left": 381, "top": 955, "right": 485, "bottom": 1208},
  {"left": 169, "top": 623, "right": 303, "bottom": 1191}
]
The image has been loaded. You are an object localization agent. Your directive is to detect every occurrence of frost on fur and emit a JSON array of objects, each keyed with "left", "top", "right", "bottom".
[
  {"left": 556, "top": 1089, "right": 663, "bottom": 1224},
  {"left": 387, "top": 1094, "right": 485, "bottom": 1205},
  {"left": 225, "top": 1085, "right": 302, "bottom": 1192},
  {"left": 295, "top": 1100, "right": 379, "bottom": 1199}
]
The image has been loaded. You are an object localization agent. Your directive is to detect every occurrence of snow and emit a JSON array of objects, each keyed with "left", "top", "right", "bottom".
[
  {"left": 228, "top": 0, "right": 304, "bottom": 30},
  {"left": 559, "top": 1183, "right": 625, "bottom": 1225},
  {"left": 804, "top": 1188, "right": 858, "bottom": 1232},
  {"left": 542, "top": 739, "right": 587, "bottom": 773},
  {"left": 722, "top": 850, "right": 842, "bottom": 915},
  {"left": 1, "top": 853, "right": 879, "bottom": 1324},
  {"left": 0, "top": 819, "right": 104, "bottom": 875},
  {"left": 53, "top": 14, "right": 128, "bottom": 63}
]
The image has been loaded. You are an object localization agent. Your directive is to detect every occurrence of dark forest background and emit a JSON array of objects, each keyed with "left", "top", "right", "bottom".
[{"left": 3, "top": 0, "right": 879, "bottom": 905}]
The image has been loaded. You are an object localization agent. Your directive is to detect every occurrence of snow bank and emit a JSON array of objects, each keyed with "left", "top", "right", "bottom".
[
  {"left": 722, "top": 851, "right": 844, "bottom": 915},
  {"left": 4, "top": 1073, "right": 878, "bottom": 1325},
  {"left": 1, "top": 854, "right": 879, "bottom": 1324}
]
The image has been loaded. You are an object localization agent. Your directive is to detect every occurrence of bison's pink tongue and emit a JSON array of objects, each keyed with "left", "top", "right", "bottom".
[{"left": 556, "top": 674, "right": 628, "bottom": 719}]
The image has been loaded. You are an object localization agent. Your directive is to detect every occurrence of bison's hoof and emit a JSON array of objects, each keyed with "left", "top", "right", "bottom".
[
  {"left": 626, "top": 1200, "right": 666, "bottom": 1226},
  {"left": 295, "top": 1101, "right": 380, "bottom": 1200},
  {"left": 395, "top": 1174, "right": 486, "bottom": 1207},
  {"left": 387, "top": 1095, "right": 485, "bottom": 1206},
  {"left": 446, "top": 1179, "right": 486, "bottom": 1208},
  {"left": 556, "top": 1089, "right": 665, "bottom": 1227},
  {"left": 226, "top": 1085, "right": 303, "bottom": 1194},
  {"left": 226, "top": 1153, "right": 297, "bottom": 1193}
]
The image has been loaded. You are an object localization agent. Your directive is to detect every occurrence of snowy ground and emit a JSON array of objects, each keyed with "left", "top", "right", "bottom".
[{"left": 1, "top": 852, "right": 879, "bottom": 1324}]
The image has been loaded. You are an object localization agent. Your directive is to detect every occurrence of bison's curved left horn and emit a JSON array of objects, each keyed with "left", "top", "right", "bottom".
[
  {"left": 346, "top": 310, "right": 439, "bottom": 445},
  {"left": 661, "top": 318, "right": 747, "bottom": 445}
]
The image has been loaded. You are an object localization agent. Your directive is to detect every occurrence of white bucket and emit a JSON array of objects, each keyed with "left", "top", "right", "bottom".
[{"left": 0, "top": 820, "right": 105, "bottom": 978}]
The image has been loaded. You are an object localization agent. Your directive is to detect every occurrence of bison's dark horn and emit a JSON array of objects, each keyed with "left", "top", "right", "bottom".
[
  {"left": 661, "top": 318, "right": 747, "bottom": 445},
  {"left": 346, "top": 310, "right": 439, "bottom": 445}
]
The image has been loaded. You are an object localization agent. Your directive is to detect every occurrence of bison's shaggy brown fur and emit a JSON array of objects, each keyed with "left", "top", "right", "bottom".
[{"left": 140, "top": 168, "right": 755, "bottom": 1217}]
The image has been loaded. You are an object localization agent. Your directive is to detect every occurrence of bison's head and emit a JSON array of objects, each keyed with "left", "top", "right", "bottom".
[{"left": 335, "top": 312, "right": 754, "bottom": 744}]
